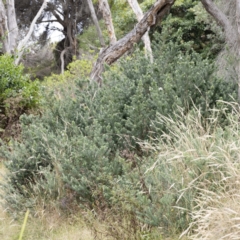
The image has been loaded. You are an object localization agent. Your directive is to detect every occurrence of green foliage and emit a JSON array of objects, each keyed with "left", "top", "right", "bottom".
[
  {"left": 0, "top": 55, "right": 40, "bottom": 138},
  {"left": 160, "top": 0, "right": 223, "bottom": 58},
  {"left": 110, "top": 107, "right": 240, "bottom": 234},
  {"left": 111, "top": 2, "right": 135, "bottom": 37},
  {"left": 96, "top": 37, "right": 236, "bottom": 150},
  {"left": 0, "top": 55, "right": 40, "bottom": 108},
  {"left": 43, "top": 57, "right": 93, "bottom": 93},
  {"left": 0, "top": 37, "right": 237, "bottom": 238},
  {"left": 106, "top": 0, "right": 222, "bottom": 58},
  {"left": 67, "top": 57, "right": 93, "bottom": 78},
  {"left": 107, "top": 0, "right": 155, "bottom": 38},
  {"left": 78, "top": 20, "right": 109, "bottom": 50}
]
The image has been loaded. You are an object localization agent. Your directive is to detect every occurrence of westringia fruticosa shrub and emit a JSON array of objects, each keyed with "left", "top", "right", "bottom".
[{"left": 0, "top": 38, "right": 237, "bottom": 223}]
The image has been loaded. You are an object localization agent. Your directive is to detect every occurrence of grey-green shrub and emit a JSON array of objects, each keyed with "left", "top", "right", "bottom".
[{"left": 0, "top": 38, "right": 237, "bottom": 217}]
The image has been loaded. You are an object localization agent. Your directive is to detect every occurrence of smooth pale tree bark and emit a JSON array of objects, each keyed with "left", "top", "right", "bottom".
[
  {"left": 15, "top": 0, "right": 48, "bottom": 65},
  {"left": 6, "top": 0, "right": 18, "bottom": 53},
  {"left": 201, "top": 0, "right": 240, "bottom": 102},
  {"left": 0, "top": 0, "right": 10, "bottom": 53},
  {"left": 0, "top": 0, "right": 18, "bottom": 54},
  {"left": 98, "top": 0, "right": 116, "bottom": 45},
  {"left": 91, "top": 0, "right": 175, "bottom": 83},
  {"left": 86, "top": 0, "right": 105, "bottom": 47},
  {"left": 127, "top": 0, "right": 153, "bottom": 63},
  {"left": 61, "top": 48, "right": 67, "bottom": 75},
  {"left": 0, "top": 0, "right": 48, "bottom": 64},
  {"left": 236, "top": 0, "right": 240, "bottom": 103}
]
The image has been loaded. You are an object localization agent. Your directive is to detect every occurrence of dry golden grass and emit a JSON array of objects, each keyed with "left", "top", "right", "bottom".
[
  {"left": 165, "top": 104, "right": 240, "bottom": 240},
  {"left": 0, "top": 163, "right": 111, "bottom": 240},
  {"left": 140, "top": 104, "right": 240, "bottom": 239},
  {"left": 0, "top": 205, "right": 105, "bottom": 240},
  {"left": 188, "top": 162, "right": 240, "bottom": 240}
]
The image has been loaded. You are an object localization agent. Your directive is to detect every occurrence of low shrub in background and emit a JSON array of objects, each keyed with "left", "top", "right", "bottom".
[{"left": 44, "top": 57, "right": 93, "bottom": 85}]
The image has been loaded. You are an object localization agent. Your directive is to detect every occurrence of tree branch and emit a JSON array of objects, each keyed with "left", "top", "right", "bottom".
[
  {"left": 99, "top": 0, "right": 117, "bottom": 45},
  {"left": 51, "top": 10, "right": 65, "bottom": 27},
  {"left": 86, "top": 0, "right": 105, "bottom": 47},
  {"left": 127, "top": 0, "right": 153, "bottom": 63},
  {"left": 15, "top": 0, "right": 48, "bottom": 65},
  {"left": 201, "top": 0, "right": 237, "bottom": 46},
  {"left": 90, "top": 0, "right": 175, "bottom": 83},
  {"left": 38, "top": 19, "right": 59, "bottom": 24}
]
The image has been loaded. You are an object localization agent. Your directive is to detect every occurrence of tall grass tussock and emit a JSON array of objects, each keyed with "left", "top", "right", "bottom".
[{"left": 142, "top": 102, "right": 240, "bottom": 239}]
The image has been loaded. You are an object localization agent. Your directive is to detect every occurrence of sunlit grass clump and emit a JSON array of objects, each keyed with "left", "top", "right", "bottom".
[{"left": 136, "top": 103, "right": 240, "bottom": 239}]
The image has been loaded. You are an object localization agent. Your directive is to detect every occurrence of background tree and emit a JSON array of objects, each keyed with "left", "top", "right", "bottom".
[
  {"left": 87, "top": 0, "right": 105, "bottom": 47},
  {"left": 127, "top": 0, "right": 153, "bottom": 62},
  {"left": 15, "top": 0, "right": 93, "bottom": 67},
  {"left": 91, "top": 0, "right": 175, "bottom": 83},
  {"left": 0, "top": 0, "right": 47, "bottom": 63},
  {"left": 99, "top": 0, "right": 116, "bottom": 45},
  {"left": 0, "top": 0, "right": 18, "bottom": 54},
  {"left": 200, "top": 0, "right": 240, "bottom": 102}
]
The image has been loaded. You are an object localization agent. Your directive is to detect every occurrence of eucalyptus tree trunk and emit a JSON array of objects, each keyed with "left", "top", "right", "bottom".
[
  {"left": 0, "top": 0, "right": 47, "bottom": 64},
  {"left": 0, "top": 0, "right": 18, "bottom": 53},
  {"left": 98, "top": 0, "right": 116, "bottom": 45},
  {"left": 201, "top": 0, "right": 240, "bottom": 102},
  {"left": 0, "top": 0, "right": 10, "bottom": 53},
  {"left": 127, "top": 0, "right": 153, "bottom": 63},
  {"left": 91, "top": 0, "right": 175, "bottom": 83},
  {"left": 86, "top": 0, "right": 105, "bottom": 47},
  {"left": 6, "top": 0, "right": 18, "bottom": 53}
]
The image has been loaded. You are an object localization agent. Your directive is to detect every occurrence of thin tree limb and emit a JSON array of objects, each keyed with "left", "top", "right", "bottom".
[
  {"left": 15, "top": 0, "right": 48, "bottom": 65},
  {"left": 51, "top": 9, "right": 65, "bottom": 27},
  {"left": 127, "top": 0, "right": 153, "bottom": 63},
  {"left": 61, "top": 48, "right": 67, "bottom": 74},
  {"left": 86, "top": 0, "right": 105, "bottom": 47},
  {"left": 99, "top": 0, "right": 117, "bottom": 45},
  {"left": 38, "top": 20, "right": 59, "bottom": 23}
]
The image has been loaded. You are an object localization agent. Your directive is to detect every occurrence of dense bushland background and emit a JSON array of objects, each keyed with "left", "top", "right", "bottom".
[{"left": 1, "top": 1, "right": 240, "bottom": 239}]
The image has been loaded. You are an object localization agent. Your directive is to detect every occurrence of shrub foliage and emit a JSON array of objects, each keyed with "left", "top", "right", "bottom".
[
  {"left": 0, "top": 55, "right": 40, "bottom": 139},
  {"left": 1, "top": 38, "right": 237, "bottom": 237}
]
